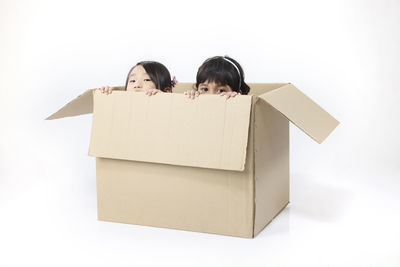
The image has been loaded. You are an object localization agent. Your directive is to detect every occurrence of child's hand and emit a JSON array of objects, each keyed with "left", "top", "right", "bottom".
[
  {"left": 219, "top": 91, "right": 240, "bottom": 99},
  {"left": 145, "top": 89, "right": 162, "bottom": 96},
  {"left": 98, "top": 86, "right": 114, "bottom": 94},
  {"left": 184, "top": 90, "right": 201, "bottom": 99}
]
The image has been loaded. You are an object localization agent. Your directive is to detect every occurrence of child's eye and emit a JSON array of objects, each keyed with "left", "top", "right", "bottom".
[
  {"left": 130, "top": 80, "right": 136, "bottom": 83},
  {"left": 217, "top": 89, "right": 225, "bottom": 93},
  {"left": 200, "top": 87, "right": 208, "bottom": 92},
  {"left": 144, "top": 79, "right": 151, "bottom": 82}
]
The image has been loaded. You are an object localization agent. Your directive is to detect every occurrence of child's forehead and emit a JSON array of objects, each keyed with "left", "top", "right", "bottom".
[{"left": 130, "top": 66, "right": 148, "bottom": 76}]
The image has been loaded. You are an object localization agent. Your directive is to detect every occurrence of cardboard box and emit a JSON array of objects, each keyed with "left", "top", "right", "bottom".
[{"left": 47, "top": 83, "right": 339, "bottom": 238}]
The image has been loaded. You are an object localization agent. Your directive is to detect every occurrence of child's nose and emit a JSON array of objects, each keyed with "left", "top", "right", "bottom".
[{"left": 133, "top": 82, "right": 142, "bottom": 88}]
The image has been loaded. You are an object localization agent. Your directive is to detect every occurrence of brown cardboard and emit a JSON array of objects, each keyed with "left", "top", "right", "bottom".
[
  {"left": 89, "top": 91, "right": 252, "bottom": 171},
  {"left": 259, "top": 83, "right": 339, "bottom": 143},
  {"left": 46, "top": 89, "right": 94, "bottom": 120},
  {"left": 96, "top": 157, "right": 254, "bottom": 237},
  {"left": 47, "top": 82, "right": 339, "bottom": 238},
  {"left": 253, "top": 98, "right": 290, "bottom": 235}
]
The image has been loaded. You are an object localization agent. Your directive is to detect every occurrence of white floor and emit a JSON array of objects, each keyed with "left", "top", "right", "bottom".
[{"left": 1, "top": 141, "right": 399, "bottom": 267}]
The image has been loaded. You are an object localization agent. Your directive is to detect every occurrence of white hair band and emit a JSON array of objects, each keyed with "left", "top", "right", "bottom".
[{"left": 222, "top": 56, "right": 241, "bottom": 89}]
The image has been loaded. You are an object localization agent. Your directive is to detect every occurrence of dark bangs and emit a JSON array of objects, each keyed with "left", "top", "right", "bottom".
[
  {"left": 195, "top": 57, "right": 241, "bottom": 92},
  {"left": 139, "top": 61, "right": 172, "bottom": 92}
]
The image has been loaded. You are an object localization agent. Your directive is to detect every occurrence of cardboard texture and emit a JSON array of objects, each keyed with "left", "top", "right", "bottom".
[
  {"left": 89, "top": 92, "right": 252, "bottom": 171},
  {"left": 47, "top": 82, "right": 339, "bottom": 238}
]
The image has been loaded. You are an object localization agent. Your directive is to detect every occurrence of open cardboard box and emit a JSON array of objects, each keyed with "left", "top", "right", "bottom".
[{"left": 47, "top": 83, "right": 339, "bottom": 238}]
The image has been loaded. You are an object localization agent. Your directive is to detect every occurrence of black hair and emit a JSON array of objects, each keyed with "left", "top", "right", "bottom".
[
  {"left": 124, "top": 61, "right": 173, "bottom": 92},
  {"left": 195, "top": 56, "right": 250, "bottom": 95}
]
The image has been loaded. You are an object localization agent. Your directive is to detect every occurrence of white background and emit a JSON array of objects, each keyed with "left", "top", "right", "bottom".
[{"left": 1, "top": 0, "right": 399, "bottom": 266}]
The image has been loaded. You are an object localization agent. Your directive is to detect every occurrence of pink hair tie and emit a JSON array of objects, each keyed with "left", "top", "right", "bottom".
[{"left": 171, "top": 76, "right": 178, "bottom": 87}]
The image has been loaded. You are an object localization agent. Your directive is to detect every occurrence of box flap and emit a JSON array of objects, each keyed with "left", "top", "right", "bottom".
[
  {"left": 259, "top": 83, "right": 339, "bottom": 143},
  {"left": 46, "top": 89, "right": 94, "bottom": 120},
  {"left": 89, "top": 91, "right": 253, "bottom": 171}
]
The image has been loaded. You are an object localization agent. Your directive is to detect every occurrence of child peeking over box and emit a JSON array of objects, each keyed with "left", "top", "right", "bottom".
[
  {"left": 98, "top": 61, "right": 176, "bottom": 95},
  {"left": 185, "top": 56, "right": 250, "bottom": 99}
]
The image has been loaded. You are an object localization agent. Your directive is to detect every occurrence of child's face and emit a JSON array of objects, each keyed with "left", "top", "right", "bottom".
[
  {"left": 197, "top": 80, "right": 233, "bottom": 94},
  {"left": 126, "top": 65, "right": 157, "bottom": 92}
]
